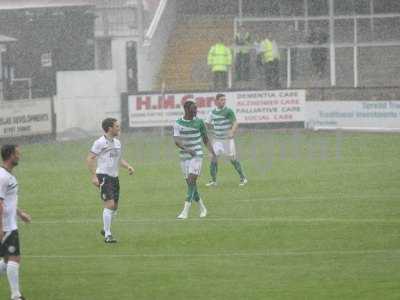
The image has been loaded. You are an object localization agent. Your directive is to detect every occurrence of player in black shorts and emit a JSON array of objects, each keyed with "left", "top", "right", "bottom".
[
  {"left": 0, "top": 230, "right": 21, "bottom": 257},
  {"left": 97, "top": 174, "right": 120, "bottom": 202},
  {"left": 86, "top": 118, "right": 134, "bottom": 243},
  {"left": 0, "top": 145, "right": 31, "bottom": 300}
]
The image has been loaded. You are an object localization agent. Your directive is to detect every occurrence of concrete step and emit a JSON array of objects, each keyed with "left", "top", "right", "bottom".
[{"left": 156, "top": 16, "right": 234, "bottom": 91}]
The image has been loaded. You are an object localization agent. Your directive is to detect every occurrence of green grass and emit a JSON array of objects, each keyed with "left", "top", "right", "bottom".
[{"left": 1, "top": 130, "right": 400, "bottom": 300}]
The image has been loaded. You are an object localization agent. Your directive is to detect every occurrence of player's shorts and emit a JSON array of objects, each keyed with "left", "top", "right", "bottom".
[
  {"left": 180, "top": 157, "right": 203, "bottom": 179},
  {"left": 213, "top": 139, "right": 237, "bottom": 158},
  {"left": 0, "top": 230, "right": 20, "bottom": 257},
  {"left": 97, "top": 174, "right": 120, "bottom": 202}
]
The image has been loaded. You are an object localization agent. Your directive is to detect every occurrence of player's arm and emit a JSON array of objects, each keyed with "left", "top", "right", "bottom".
[
  {"left": 202, "top": 133, "right": 217, "bottom": 162},
  {"left": 17, "top": 208, "right": 31, "bottom": 223},
  {"left": 205, "top": 121, "right": 214, "bottom": 141},
  {"left": 200, "top": 121, "right": 217, "bottom": 161},
  {"left": 86, "top": 152, "right": 100, "bottom": 187},
  {"left": 0, "top": 199, "right": 3, "bottom": 241},
  {"left": 229, "top": 121, "right": 239, "bottom": 138},
  {"left": 204, "top": 115, "right": 212, "bottom": 130},
  {"left": 120, "top": 159, "right": 134, "bottom": 175},
  {"left": 174, "top": 136, "right": 196, "bottom": 157},
  {"left": 205, "top": 112, "right": 213, "bottom": 131},
  {"left": 228, "top": 109, "right": 238, "bottom": 138},
  {"left": 0, "top": 179, "right": 7, "bottom": 241}
]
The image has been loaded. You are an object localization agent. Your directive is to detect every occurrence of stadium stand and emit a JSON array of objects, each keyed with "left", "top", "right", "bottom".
[
  {"left": 157, "top": 16, "right": 234, "bottom": 91},
  {"left": 154, "top": 0, "right": 400, "bottom": 98}
]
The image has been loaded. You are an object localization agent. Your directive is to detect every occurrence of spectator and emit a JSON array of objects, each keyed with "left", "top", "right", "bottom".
[
  {"left": 235, "top": 26, "right": 252, "bottom": 81},
  {"left": 261, "top": 35, "right": 281, "bottom": 89},
  {"left": 308, "top": 27, "right": 329, "bottom": 77},
  {"left": 207, "top": 37, "right": 232, "bottom": 90},
  {"left": 271, "top": 38, "right": 281, "bottom": 88},
  {"left": 253, "top": 33, "right": 264, "bottom": 78}
]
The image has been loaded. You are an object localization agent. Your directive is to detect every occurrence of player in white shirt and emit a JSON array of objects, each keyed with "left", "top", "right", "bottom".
[
  {"left": 86, "top": 118, "right": 134, "bottom": 243},
  {"left": 0, "top": 145, "right": 31, "bottom": 300}
]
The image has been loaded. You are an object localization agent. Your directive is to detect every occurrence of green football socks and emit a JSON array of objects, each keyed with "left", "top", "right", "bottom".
[
  {"left": 186, "top": 182, "right": 200, "bottom": 202},
  {"left": 210, "top": 161, "right": 218, "bottom": 182},
  {"left": 230, "top": 160, "right": 245, "bottom": 180}
]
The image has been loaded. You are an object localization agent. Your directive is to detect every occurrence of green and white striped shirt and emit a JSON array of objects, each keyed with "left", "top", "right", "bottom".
[
  {"left": 206, "top": 107, "right": 236, "bottom": 140},
  {"left": 173, "top": 117, "right": 207, "bottom": 161}
]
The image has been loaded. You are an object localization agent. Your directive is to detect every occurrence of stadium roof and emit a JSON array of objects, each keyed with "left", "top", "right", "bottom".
[{"left": 0, "top": 0, "right": 95, "bottom": 10}]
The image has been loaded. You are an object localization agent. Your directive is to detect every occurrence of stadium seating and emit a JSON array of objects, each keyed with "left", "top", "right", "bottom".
[
  {"left": 153, "top": 0, "right": 400, "bottom": 97},
  {"left": 156, "top": 16, "right": 233, "bottom": 91}
]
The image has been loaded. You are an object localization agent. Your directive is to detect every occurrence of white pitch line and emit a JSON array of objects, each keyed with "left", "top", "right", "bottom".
[
  {"left": 30, "top": 217, "right": 400, "bottom": 225},
  {"left": 24, "top": 249, "right": 400, "bottom": 259},
  {"left": 29, "top": 194, "right": 399, "bottom": 209},
  {"left": 230, "top": 194, "right": 400, "bottom": 203}
]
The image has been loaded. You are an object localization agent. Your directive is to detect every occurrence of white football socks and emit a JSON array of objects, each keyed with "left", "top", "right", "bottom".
[
  {"left": 103, "top": 208, "right": 114, "bottom": 237},
  {"left": 183, "top": 201, "right": 191, "bottom": 214},
  {"left": 7, "top": 261, "right": 21, "bottom": 299},
  {"left": 177, "top": 201, "right": 191, "bottom": 218},
  {"left": 198, "top": 199, "right": 207, "bottom": 217}
]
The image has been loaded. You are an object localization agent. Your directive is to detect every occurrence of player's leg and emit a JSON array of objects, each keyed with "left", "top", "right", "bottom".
[
  {"left": 0, "top": 258, "right": 6, "bottom": 276},
  {"left": 187, "top": 173, "right": 207, "bottom": 217},
  {"left": 7, "top": 256, "right": 23, "bottom": 300},
  {"left": 187, "top": 174, "right": 197, "bottom": 202},
  {"left": 227, "top": 139, "right": 247, "bottom": 185},
  {"left": 184, "top": 176, "right": 200, "bottom": 205},
  {"left": 207, "top": 160, "right": 218, "bottom": 186},
  {"left": 0, "top": 240, "right": 6, "bottom": 276},
  {"left": 230, "top": 159, "right": 247, "bottom": 185},
  {"left": 177, "top": 179, "right": 194, "bottom": 220},
  {"left": 4, "top": 230, "right": 24, "bottom": 300},
  {"left": 112, "top": 178, "right": 120, "bottom": 215},
  {"left": 177, "top": 160, "right": 192, "bottom": 219},
  {"left": 99, "top": 175, "right": 118, "bottom": 243},
  {"left": 103, "top": 199, "right": 117, "bottom": 243},
  {"left": 178, "top": 158, "right": 206, "bottom": 218},
  {"left": 206, "top": 141, "right": 220, "bottom": 186},
  {"left": 190, "top": 158, "right": 207, "bottom": 217},
  {"left": 230, "top": 158, "right": 245, "bottom": 179},
  {"left": 195, "top": 181, "right": 207, "bottom": 218},
  {"left": 179, "top": 174, "right": 197, "bottom": 218},
  {"left": 105, "top": 177, "right": 119, "bottom": 242}
]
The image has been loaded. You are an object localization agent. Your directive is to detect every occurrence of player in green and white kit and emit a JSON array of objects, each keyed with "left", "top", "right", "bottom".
[
  {"left": 205, "top": 93, "right": 247, "bottom": 186},
  {"left": 173, "top": 101, "right": 216, "bottom": 219}
]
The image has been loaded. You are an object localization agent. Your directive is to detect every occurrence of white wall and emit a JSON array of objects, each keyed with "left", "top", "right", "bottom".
[
  {"left": 55, "top": 70, "right": 120, "bottom": 138},
  {"left": 111, "top": 37, "right": 131, "bottom": 93}
]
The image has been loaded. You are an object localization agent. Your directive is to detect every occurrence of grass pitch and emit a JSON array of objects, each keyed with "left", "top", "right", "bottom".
[{"left": 1, "top": 130, "right": 399, "bottom": 300}]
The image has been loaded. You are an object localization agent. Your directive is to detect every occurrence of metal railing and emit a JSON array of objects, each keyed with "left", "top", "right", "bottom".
[{"left": 234, "top": 13, "right": 400, "bottom": 88}]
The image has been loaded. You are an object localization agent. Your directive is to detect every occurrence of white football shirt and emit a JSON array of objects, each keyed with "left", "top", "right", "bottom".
[
  {"left": 90, "top": 136, "right": 122, "bottom": 177},
  {"left": 0, "top": 167, "right": 18, "bottom": 232}
]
